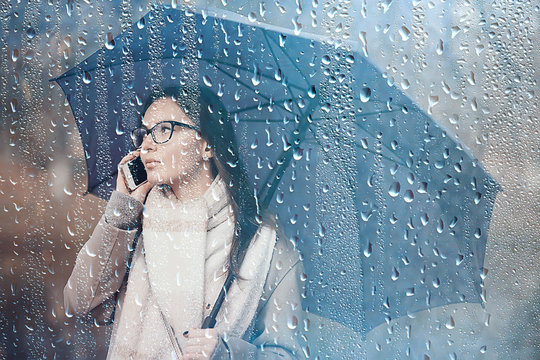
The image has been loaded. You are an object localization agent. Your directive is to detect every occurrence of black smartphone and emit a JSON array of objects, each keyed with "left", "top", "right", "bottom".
[{"left": 120, "top": 156, "right": 148, "bottom": 191}]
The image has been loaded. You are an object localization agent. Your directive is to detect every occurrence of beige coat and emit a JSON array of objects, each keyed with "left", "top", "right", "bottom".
[{"left": 64, "top": 190, "right": 307, "bottom": 359}]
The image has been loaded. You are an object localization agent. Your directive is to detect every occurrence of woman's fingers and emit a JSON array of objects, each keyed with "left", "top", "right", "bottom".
[
  {"left": 130, "top": 179, "right": 153, "bottom": 203},
  {"left": 183, "top": 345, "right": 213, "bottom": 360},
  {"left": 119, "top": 149, "right": 141, "bottom": 167},
  {"left": 183, "top": 329, "right": 219, "bottom": 359}
]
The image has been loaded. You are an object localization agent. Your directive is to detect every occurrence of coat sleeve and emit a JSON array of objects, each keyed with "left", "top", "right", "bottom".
[
  {"left": 63, "top": 191, "right": 143, "bottom": 321},
  {"left": 211, "top": 238, "right": 307, "bottom": 360}
]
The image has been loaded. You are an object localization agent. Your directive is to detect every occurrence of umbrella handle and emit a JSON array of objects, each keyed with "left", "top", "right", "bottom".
[{"left": 201, "top": 271, "right": 234, "bottom": 329}]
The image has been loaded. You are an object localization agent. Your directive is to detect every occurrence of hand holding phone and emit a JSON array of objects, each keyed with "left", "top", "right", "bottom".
[
  {"left": 116, "top": 149, "right": 153, "bottom": 203},
  {"left": 121, "top": 156, "right": 148, "bottom": 191}
]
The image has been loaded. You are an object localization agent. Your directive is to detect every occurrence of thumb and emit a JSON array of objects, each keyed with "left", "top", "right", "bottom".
[{"left": 139, "top": 181, "right": 153, "bottom": 195}]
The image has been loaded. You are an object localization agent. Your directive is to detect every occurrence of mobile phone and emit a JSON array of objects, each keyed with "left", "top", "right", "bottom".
[{"left": 120, "top": 156, "right": 148, "bottom": 191}]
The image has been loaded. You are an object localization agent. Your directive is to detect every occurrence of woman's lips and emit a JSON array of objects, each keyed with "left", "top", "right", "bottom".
[{"left": 145, "top": 161, "right": 162, "bottom": 169}]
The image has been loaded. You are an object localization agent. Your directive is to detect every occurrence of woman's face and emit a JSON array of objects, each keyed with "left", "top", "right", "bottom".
[{"left": 139, "top": 97, "right": 211, "bottom": 187}]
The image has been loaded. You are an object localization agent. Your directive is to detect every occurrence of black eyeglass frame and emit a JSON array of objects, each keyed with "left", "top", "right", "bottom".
[{"left": 130, "top": 120, "right": 201, "bottom": 148}]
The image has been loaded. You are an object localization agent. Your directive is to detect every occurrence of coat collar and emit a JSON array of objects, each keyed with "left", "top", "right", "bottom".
[{"left": 156, "top": 173, "right": 232, "bottom": 231}]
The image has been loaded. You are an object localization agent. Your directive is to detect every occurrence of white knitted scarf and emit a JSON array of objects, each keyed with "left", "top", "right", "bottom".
[{"left": 107, "top": 174, "right": 277, "bottom": 359}]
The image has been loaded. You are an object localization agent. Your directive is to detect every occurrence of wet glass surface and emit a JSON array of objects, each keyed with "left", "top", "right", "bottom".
[{"left": 0, "top": 1, "right": 538, "bottom": 359}]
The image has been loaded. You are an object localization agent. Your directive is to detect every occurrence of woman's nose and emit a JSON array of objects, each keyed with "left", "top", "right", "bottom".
[{"left": 140, "top": 132, "right": 155, "bottom": 153}]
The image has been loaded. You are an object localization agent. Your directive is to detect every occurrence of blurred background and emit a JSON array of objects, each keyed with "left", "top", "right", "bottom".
[{"left": 0, "top": 0, "right": 538, "bottom": 359}]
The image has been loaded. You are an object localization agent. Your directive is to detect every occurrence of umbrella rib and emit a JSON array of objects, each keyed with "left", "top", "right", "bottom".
[
  {"left": 199, "top": 58, "right": 306, "bottom": 92},
  {"left": 228, "top": 97, "right": 304, "bottom": 115},
  {"left": 316, "top": 122, "right": 407, "bottom": 167},
  {"left": 264, "top": 30, "right": 310, "bottom": 86},
  {"left": 310, "top": 109, "right": 408, "bottom": 167},
  {"left": 262, "top": 31, "right": 309, "bottom": 117},
  {"left": 248, "top": 32, "right": 319, "bottom": 207},
  {"left": 53, "top": 54, "right": 306, "bottom": 92},
  {"left": 208, "top": 62, "right": 296, "bottom": 114},
  {"left": 239, "top": 119, "right": 290, "bottom": 123},
  {"left": 309, "top": 108, "right": 403, "bottom": 122},
  {"left": 259, "top": 107, "right": 316, "bottom": 209},
  {"left": 354, "top": 98, "right": 408, "bottom": 109}
]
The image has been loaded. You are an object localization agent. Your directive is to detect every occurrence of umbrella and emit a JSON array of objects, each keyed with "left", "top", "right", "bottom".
[{"left": 51, "top": 4, "right": 500, "bottom": 338}]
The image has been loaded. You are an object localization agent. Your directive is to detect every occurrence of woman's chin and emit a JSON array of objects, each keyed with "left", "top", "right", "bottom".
[
  {"left": 147, "top": 172, "right": 179, "bottom": 188},
  {"left": 146, "top": 171, "right": 165, "bottom": 185}
]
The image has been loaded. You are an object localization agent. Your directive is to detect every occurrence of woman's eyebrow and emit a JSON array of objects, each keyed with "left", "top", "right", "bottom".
[{"left": 139, "top": 121, "right": 169, "bottom": 130}]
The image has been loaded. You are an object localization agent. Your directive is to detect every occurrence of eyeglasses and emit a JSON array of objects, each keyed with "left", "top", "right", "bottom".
[{"left": 130, "top": 121, "right": 200, "bottom": 148}]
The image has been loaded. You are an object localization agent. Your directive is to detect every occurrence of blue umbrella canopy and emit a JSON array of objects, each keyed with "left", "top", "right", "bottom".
[{"left": 51, "top": 5, "right": 500, "bottom": 337}]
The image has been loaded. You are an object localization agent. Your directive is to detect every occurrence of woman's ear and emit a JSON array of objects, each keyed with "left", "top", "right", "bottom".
[{"left": 202, "top": 141, "right": 214, "bottom": 160}]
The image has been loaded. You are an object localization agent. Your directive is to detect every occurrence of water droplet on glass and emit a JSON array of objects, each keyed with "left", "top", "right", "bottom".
[
  {"left": 321, "top": 55, "right": 331, "bottom": 65},
  {"left": 137, "top": 18, "right": 146, "bottom": 29},
  {"left": 401, "top": 78, "right": 410, "bottom": 89},
  {"left": 203, "top": 75, "right": 213, "bottom": 87},
  {"left": 85, "top": 246, "right": 96, "bottom": 257},
  {"left": 307, "top": 86, "right": 316, "bottom": 98},
  {"left": 360, "top": 87, "right": 371, "bottom": 103},
  {"left": 399, "top": 26, "right": 410, "bottom": 41},
  {"left": 437, "top": 219, "right": 444, "bottom": 233},
  {"left": 26, "top": 27, "right": 36, "bottom": 39},
  {"left": 11, "top": 49, "right": 19, "bottom": 62},
  {"left": 293, "top": 147, "right": 303, "bottom": 160},
  {"left": 361, "top": 210, "right": 373, "bottom": 221},
  {"left": 467, "top": 71, "right": 476, "bottom": 85},
  {"left": 82, "top": 71, "right": 92, "bottom": 85},
  {"left": 388, "top": 182, "right": 400, "bottom": 197},
  {"left": 251, "top": 64, "right": 261, "bottom": 86},
  {"left": 420, "top": 213, "right": 429, "bottom": 226},
  {"left": 445, "top": 315, "right": 455, "bottom": 329},
  {"left": 436, "top": 39, "right": 444, "bottom": 55},
  {"left": 116, "top": 118, "right": 124, "bottom": 135},
  {"left": 288, "top": 315, "right": 298, "bottom": 329},
  {"left": 292, "top": 16, "right": 302, "bottom": 35},
  {"left": 381, "top": 0, "right": 393, "bottom": 13},
  {"left": 475, "top": 44, "right": 485, "bottom": 55},
  {"left": 471, "top": 97, "right": 478, "bottom": 111},
  {"left": 418, "top": 182, "right": 428, "bottom": 194},
  {"left": 391, "top": 267, "right": 399, "bottom": 281},
  {"left": 363, "top": 242, "right": 372, "bottom": 258},
  {"left": 105, "top": 32, "right": 115, "bottom": 50},
  {"left": 404, "top": 190, "right": 414, "bottom": 203}
]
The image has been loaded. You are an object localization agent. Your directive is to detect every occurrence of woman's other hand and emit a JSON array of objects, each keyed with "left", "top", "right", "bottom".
[
  {"left": 183, "top": 328, "right": 220, "bottom": 359},
  {"left": 116, "top": 149, "right": 153, "bottom": 204}
]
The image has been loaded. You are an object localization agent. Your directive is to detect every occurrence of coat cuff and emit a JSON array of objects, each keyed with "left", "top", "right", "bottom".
[
  {"left": 211, "top": 335, "right": 231, "bottom": 360},
  {"left": 104, "top": 190, "right": 144, "bottom": 230}
]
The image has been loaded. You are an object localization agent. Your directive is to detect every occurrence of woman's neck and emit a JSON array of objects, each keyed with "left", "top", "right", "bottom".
[{"left": 169, "top": 163, "right": 215, "bottom": 202}]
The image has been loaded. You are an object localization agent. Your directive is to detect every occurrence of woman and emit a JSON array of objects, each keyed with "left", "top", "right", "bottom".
[{"left": 64, "top": 87, "right": 307, "bottom": 359}]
